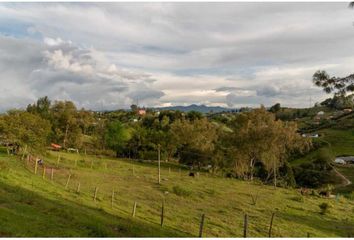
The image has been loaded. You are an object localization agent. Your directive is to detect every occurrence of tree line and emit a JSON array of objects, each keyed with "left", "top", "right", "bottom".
[{"left": 0, "top": 96, "right": 319, "bottom": 188}]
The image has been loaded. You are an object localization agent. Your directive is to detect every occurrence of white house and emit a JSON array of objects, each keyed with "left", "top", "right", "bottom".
[{"left": 334, "top": 158, "right": 346, "bottom": 165}]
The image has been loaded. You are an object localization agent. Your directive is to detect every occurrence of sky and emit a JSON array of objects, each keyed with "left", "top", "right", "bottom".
[{"left": 0, "top": 2, "right": 354, "bottom": 111}]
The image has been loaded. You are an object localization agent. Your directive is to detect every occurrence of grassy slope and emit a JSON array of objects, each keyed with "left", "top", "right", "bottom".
[{"left": 1, "top": 150, "right": 354, "bottom": 237}]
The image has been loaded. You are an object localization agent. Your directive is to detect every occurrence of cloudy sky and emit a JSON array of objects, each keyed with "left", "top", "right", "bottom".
[{"left": 0, "top": 2, "right": 354, "bottom": 111}]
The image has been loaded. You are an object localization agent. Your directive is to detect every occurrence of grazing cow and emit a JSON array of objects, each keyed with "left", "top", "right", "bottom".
[{"left": 189, "top": 172, "right": 195, "bottom": 177}]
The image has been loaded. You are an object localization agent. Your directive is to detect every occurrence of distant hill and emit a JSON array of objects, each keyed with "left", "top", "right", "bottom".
[{"left": 154, "top": 104, "right": 235, "bottom": 113}]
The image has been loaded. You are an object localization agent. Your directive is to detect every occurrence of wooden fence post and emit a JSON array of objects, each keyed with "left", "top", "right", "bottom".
[
  {"left": 90, "top": 159, "right": 94, "bottom": 169},
  {"left": 51, "top": 168, "right": 54, "bottom": 181},
  {"left": 111, "top": 189, "right": 115, "bottom": 208},
  {"left": 65, "top": 174, "right": 71, "bottom": 189},
  {"left": 158, "top": 145, "right": 161, "bottom": 184},
  {"left": 93, "top": 187, "right": 98, "bottom": 202},
  {"left": 21, "top": 145, "right": 27, "bottom": 160},
  {"left": 168, "top": 167, "right": 171, "bottom": 175},
  {"left": 76, "top": 182, "right": 81, "bottom": 193},
  {"left": 132, "top": 165, "right": 135, "bottom": 176},
  {"left": 132, "top": 201, "right": 137, "bottom": 217},
  {"left": 268, "top": 212, "right": 275, "bottom": 237},
  {"left": 34, "top": 159, "right": 38, "bottom": 175},
  {"left": 199, "top": 213, "right": 205, "bottom": 237},
  {"left": 160, "top": 200, "right": 165, "bottom": 227},
  {"left": 42, "top": 166, "right": 46, "bottom": 179},
  {"left": 243, "top": 214, "right": 248, "bottom": 238},
  {"left": 75, "top": 158, "right": 78, "bottom": 167},
  {"left": 307, "top": 232, "right": 310, "bottom": 238}
]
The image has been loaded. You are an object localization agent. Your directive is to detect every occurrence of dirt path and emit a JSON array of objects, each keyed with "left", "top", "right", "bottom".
[{"left": 333, "top": 166, "right": 352, "bottom": 187}]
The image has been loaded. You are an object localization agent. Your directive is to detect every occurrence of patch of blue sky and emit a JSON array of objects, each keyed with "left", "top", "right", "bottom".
[{"left": 0, "top": 19, "right": 42, "bottom": 40}]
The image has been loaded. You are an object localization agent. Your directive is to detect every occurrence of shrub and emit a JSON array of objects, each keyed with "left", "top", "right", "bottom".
[
  {"left": 319, "top": 202, "right": 331, "bottom": 215},
  {"left": 172, "top": 185, "right": 192, "bottom": 197}
]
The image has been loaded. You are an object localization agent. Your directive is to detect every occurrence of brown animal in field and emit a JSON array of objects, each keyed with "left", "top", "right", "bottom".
[
  {"left": 300, "top": 188, "right": 310, "bottom": 196},
  {"left": 189, "top": 172, "right": 199, "bottom": 177}
]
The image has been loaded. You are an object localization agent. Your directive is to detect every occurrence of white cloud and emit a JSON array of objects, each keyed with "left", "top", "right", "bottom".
[{"left": 1, "top": 3, "right": 354, "bottom": 110}]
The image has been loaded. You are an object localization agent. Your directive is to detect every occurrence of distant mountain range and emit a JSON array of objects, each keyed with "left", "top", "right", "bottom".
[{"left": 154, "top": 104, "right": 236, "bottom": 113}]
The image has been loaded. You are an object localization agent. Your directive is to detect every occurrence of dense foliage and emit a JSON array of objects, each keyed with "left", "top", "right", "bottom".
[{"left": 0, "top": 96, "right": 317, "bottom": 188}]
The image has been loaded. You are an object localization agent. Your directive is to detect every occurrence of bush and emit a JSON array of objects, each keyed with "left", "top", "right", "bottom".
[
  {"left": 319, "top": 202, "right": 331, "bottom": 215},
  {"left": 172, "top": 185, "right": 192, "bottom": 197}
]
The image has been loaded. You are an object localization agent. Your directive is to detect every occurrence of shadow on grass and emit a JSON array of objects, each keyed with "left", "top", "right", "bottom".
[{"left": 0, "top": 181, "right": 191, "bottom": 237}]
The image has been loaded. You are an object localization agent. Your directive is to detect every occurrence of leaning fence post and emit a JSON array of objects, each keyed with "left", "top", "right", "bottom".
[
  {"left": 199, "top": 213, "right": 205, "bottom": 237},
  {"left": 243, "top": 213, "right": 248, "bottom": 238},
  {"left": 65, "top": 174, "right": 71, "bottom": 189},
  {"left": 268, "top": 212, "right": 275, "bottom": 237},
  {"left": 111, "top": 189, "right": 115, "bottom": 208},
  {"left": 160, "top": 199, "right": 165, "bottom": 227},
  {"left": 132, "top": 201, "right": 137, "bottom": 217},
  {"left": 93, "top": 187, "right": 99, "bottom": 202}
]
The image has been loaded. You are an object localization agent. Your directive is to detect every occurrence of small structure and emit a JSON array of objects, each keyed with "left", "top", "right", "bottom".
[
  {"left": 343, "top": 108, "right": 352, "bottom": 113},
  {"left": 317, "top": 111, "right": 325, "bottom": 115},
  {"left": 138, "top": 109, "right": 146, "bottom": 116},
  {"left": 335, "top": 156, "right": 354, "bottom": 164},
  {"left": 67, "top": 148, "right": 79, "bottom": 153},
  {"left": 51, "top": 143, "right": 62, "bottom": 151},
  {"left": 334, "top": 158, "right": 346, "bottom": 165}
]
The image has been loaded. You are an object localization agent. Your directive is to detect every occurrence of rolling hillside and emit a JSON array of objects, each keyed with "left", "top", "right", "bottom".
[{"left": 0, "top": 149, "right": 353, "bottom": 237}]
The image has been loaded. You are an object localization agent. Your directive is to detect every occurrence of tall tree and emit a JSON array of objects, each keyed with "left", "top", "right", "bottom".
[
  {"left": 105, "top": 121, "right": 131, "bottom": 157},
  {"left": 0, "top": 110, "right": 51, "bottom": 154},
  {"left": 227, "top": 107, "right": 311, "bottom": 186}
]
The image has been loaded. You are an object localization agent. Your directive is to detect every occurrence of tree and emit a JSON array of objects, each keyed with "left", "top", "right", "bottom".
[
  {"left": 105, "top": 121, "right": 131, "bottom": 157},
  {"left": 269, "top": 103, "right": 281, "bottom": 113},
  {"left": 0, "top": 110, "right": 51, "bottom": 154},
  {"left": 27, "top": 96, "right": 52, "bottom": 120},
  {"left": 170, "top": 118, "right": 219, "bottom": 167},
  {"left": 312, "top": 70, "right": 354, "bottom": 96},
  {"left": 50, "top": 100, "right": 81, "bottom": 148},
  {"left": 227, "top": 107, "right": 311, "bottom": 186}
]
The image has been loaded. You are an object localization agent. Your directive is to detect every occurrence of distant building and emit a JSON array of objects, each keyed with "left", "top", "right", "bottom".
[
  {"left": 50, "top": 143, "right": 62, "bottom": 151},
  {"left": 343, "top": 108, "right": 352, "bottom": 113},
  {"left": 334, "top": 158, "right": 346, "bottom": 165},
  {"left": 138, "top": 109, "right": 146, "bottom": 116},
  {"left": 335, "top": 156, "right": 354, "bottom": 164}
]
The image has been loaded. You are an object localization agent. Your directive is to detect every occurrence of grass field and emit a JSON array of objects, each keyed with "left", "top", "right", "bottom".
[{"left": 0, "top": 150, "right": 354, "bottom": 237}]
